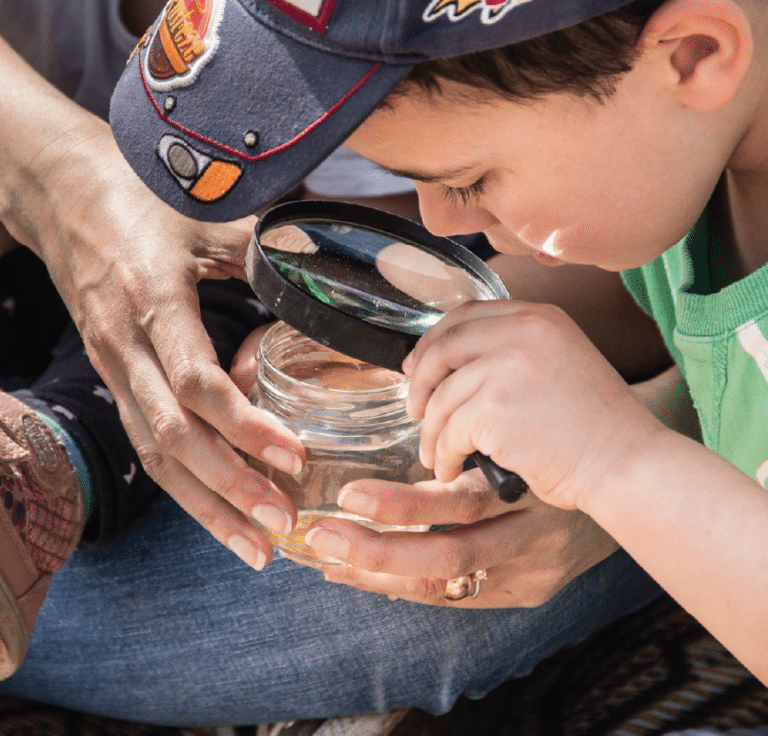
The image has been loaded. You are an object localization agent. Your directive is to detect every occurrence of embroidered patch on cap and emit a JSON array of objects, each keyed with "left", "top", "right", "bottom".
[
  {"left": 157, "top": 134, "right": 243, "bottom": 202},
  {"left": 265, "top": 0, "right": 338, "bottom": 33},
  {"left": 424, "top": 0, "right": 534, "bottom": 24},
  {"left": 145, "top": 0, "right": 225, "bottom": 91}
]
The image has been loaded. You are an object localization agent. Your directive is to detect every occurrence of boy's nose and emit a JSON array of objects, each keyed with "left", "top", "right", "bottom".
[{"left": 415, "top": 183, "right": 496, "bottom": 238}]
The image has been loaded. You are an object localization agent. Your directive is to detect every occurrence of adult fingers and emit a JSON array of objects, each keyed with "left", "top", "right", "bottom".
[
  {"left": 337, "top": 469, "right": 524, "bottom": 527},
  {"left": 97, "top": 322, "right": 299, "bottom": 546},
  {"left": 315, "top": 563, "right": 566, "bottom": 609},
  {"left": 299, "top": 504, "right": 616, "bottom": 608},
  {"left": 229, "top": 323, "right": 273, "bottom": 394},
  {"left": 116, "top": 275, "right": 305, "bottom": 473},
  {"left": 303, "top": 507, "right": 547, "bottom": 580}
]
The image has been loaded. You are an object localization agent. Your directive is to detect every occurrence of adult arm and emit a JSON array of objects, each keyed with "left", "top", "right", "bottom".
[{"left": 0, "top": 36, "right": 304, "bottom": 567}]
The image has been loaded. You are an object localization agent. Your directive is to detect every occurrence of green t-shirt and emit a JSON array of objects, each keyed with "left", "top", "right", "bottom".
[{"left": 621, "top": 208, "right": 768, "bottom": 488}]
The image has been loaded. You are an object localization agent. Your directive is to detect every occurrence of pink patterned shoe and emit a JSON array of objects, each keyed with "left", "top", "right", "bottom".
[{"left": 0, "top": 392, "right": 84, "bottom": 679}]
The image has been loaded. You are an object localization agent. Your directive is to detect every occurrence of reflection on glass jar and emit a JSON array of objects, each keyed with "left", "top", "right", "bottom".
[{"left": 247, "top": 322, "right": 431, "bottom": 563}]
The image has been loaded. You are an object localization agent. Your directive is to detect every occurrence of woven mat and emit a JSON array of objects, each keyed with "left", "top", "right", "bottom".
[
  {"left": 1, "top": 595, "right": 766, "bottom": 736},
  {"left": 392, "top": 595, "right": 768, "bottom": 736}
]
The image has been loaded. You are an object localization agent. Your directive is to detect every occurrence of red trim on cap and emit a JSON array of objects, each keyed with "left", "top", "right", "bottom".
[
  {"left": 139, "top": 55, "right": 380, "bottom": 163},
  {"left": 265, "top": 0, "right": 338, "bottom": 34}
]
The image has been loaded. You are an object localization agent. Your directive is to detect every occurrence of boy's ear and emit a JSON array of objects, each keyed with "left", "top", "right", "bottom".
[{"left": 639, "top": 0, "right": 752, "bottom": 111}]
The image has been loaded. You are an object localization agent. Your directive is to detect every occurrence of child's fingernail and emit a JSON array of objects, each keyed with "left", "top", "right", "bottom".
[
  {"left": 228, "top": 535, "right": 267, "bottom": 570},
  {"left": 402, "top": 352, "right": 414, "bottom": 373},
  {"left": 262, "top": 445, "right": 303, "bottom": 475},
  {"left": 305, "top": 527, "right": 348, "bottom": 561},
  {"left": 337, "top": 487, "right": 377, "bottom": 517},
  {"left": 252, "top": 504, "right": 293, "bottom": 536}
]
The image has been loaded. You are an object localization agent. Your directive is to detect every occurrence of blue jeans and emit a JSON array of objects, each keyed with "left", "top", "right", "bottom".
[{"left": 0, "top": 494, "right": 662, "bottom": 727}]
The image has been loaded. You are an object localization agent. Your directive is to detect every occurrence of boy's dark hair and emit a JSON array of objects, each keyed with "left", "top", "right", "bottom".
[{"left": 397, "top": 0, "right": 666, "bottom": 103}]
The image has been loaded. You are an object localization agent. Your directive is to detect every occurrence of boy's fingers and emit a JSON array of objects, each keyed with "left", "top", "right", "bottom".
[
  {"left": 405, "top": 300, "right": 526, "bottom": 372},
  {"left": 407, "top": 311, "right": 517, "bottom": 419},
  {"left": 417, "top": 367, "right": 484, "bottom": 473}
]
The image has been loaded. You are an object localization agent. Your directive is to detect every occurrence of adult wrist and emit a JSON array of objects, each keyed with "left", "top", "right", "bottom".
[{"left": 1, "top": 111, "right": 115, "bottom": 259}]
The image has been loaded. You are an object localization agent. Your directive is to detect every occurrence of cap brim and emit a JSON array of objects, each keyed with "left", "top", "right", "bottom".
[{"left": 110, "top": 0, "right": 410, "bottom": 222}]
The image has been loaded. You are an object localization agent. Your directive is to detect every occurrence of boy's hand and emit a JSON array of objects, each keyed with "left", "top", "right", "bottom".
[
  {"left": 403, "top": 300, "right": 666, "bottom": 513},
  {"left": 293, "top": 469, "right": 619, "bottom": 608}
]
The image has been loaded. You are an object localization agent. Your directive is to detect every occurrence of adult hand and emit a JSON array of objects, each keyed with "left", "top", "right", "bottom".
[
  {"left": 0, "top": 45, "right": 304, "bottom": 568},
  {"left": 294, "top": 468, "right": 619, "bottom": 608}
]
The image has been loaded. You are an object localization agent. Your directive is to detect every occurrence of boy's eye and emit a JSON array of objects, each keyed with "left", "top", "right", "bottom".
[{"left": 440, "top": 177, "right": 486, "bottom": 206}]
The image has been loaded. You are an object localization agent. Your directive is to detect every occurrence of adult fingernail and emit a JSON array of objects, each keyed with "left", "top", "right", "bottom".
[
  {"left": 305, "top": 527, "right": 348, "bottom": 561},
  {"left": 419, "top": 444, "right": 428, "bottom": 469},
  {"left": 228, "top": 535, "right": 267, "bottom": 570},
  {"left": 337, "top": 487, "right": 377, "bottom": 517},
  {"left": 402, "top": 352, "right": 414, "bottom": 374},
  {"left": 252, "top": 504, "right": 293, "bottom": 536},
  {"left": 262, "top": 445, "right": 303, "bottom": 475}
]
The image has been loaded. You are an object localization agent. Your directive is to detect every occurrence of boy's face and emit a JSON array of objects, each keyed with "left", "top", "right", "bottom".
[{"left": 345, "top": 68, "right": 725, "bottom": 271}]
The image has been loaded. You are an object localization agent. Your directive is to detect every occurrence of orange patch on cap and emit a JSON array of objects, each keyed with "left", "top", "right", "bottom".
[{"left": 189, "top": 160, "right": 243, "bottom": 202}]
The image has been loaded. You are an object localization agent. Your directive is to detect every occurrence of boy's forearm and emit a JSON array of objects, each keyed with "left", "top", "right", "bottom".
[{"left": 582, "top": 428, "right": 768, "bottom": 684}]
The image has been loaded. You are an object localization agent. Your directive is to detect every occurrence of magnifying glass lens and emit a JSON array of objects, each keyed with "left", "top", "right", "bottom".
[
  {"left": 260, "top": 220, "right": 496, "bottom": 335},
  {"left": 249, "top": 201, "right": 528, "bottom": 503}
]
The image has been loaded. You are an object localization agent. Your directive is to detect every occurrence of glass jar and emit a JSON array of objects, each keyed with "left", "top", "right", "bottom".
[{"left": 247, "top": 321, "right": 431, "bottom": 563}]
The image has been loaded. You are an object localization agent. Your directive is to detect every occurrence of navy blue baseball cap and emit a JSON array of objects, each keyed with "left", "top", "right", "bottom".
[{"left": 110, "top": 0, "right": 635, "bottom": 222}]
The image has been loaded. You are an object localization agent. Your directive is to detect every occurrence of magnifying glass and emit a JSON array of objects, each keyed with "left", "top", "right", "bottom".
[{"left": 246, "top": 200, "right": 528, "bottom": 503}]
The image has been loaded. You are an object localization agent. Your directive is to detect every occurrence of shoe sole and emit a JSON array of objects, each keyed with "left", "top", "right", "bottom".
[{"left": 0, "top": 571, "right": 29, "bottom": 680}]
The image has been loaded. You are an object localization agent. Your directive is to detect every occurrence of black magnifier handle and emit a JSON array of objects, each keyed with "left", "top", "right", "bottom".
[{"left": 472, "top": 452, "right": 528, "bottom": 503}]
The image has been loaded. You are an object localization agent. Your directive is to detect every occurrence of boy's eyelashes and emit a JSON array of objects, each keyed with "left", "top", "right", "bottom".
[{"left": 439, "top": 176, "right": 487, "bottom": 206}]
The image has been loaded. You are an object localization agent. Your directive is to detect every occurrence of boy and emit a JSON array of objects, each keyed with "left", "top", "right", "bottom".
[
  {"left": 110, "top": 0, "right": 768, "bottom": 690},
  {"left": 3, "top": 3, "right": 663, "bottom": 731}
]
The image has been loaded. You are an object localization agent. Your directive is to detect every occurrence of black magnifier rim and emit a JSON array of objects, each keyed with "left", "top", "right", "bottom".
[{"left": 248, "top": 200, "right": 509, "bottom": 373}]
